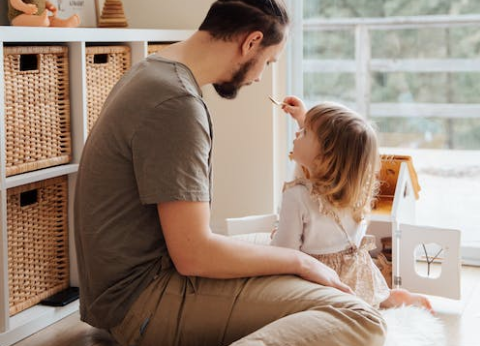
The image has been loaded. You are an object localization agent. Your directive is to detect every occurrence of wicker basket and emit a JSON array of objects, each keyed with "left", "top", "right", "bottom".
[
  {"left": 86, "top": 46, "right": 131, "bottom": 132},
  {"left": 7, "top": 176, "right": 69, "bottom": 316},
  {"left": 3, "top": 46, "right": 72, "bottom": 177},
  {"left": 147, "top": 43, "right": 171, "bottom": 55}
]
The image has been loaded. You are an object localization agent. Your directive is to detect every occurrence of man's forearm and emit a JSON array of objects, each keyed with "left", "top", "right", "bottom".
[{"left": 174, "top": 232, "right": 305, "bottom": 279}]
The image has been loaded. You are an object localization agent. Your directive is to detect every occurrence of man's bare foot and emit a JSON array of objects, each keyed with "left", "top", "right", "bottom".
[
  {"left": 380, "top": 288, "right": 434, "bottom": 313},
  {"left": 11, "top": 11, "right": 49, "bottom": 27}
]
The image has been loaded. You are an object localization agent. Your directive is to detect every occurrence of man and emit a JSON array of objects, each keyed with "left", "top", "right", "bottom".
[{"left": 74, "top": 1, "right": 386, "bottom": 345}]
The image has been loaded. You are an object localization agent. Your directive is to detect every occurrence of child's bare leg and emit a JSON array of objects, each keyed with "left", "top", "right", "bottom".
[
  {"left": 380, "top": 288, "right": 433, "bottom": 312},
  {"left": 11, "top": 12, "right": 49, "bottom": 26},
  {"left": 49, "top": 14, "right": 80, "bottom": 27}
]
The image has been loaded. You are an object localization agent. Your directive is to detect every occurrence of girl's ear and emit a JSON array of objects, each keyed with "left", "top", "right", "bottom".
[{"left": 241, "top": 31, "right": 264, "bottom": 57}]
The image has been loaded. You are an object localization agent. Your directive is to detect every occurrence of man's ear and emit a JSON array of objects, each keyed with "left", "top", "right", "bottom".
[{"left": 241, "top": 31, "right": 264, "bottom": 57}]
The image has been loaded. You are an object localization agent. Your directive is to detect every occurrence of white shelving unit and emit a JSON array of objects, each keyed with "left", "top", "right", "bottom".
[{"left": 0, "top": 26, "right": 192, "bottom": 346}]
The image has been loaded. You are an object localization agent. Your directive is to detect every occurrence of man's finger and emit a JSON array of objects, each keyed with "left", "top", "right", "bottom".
[{"left": 337, "top": 281, "right": 354, "bottom": 295}]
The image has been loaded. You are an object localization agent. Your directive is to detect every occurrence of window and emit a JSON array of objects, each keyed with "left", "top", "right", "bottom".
[{"left": 286, "top": 1, "right": 480, "bottom": 264}]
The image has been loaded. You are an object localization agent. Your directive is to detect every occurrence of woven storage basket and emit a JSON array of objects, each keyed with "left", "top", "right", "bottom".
[
  {"left": 147, "top": 43, "right": 171, "bottom": 55},
  {"left": 86, "top": 45, "right": 131, "bottom": 132},
  {"left": 3, "top": 46, "right": 72, "bottom": 177},
  {"left": 7, "top": 176, "right": 69, "bottom": 316}
]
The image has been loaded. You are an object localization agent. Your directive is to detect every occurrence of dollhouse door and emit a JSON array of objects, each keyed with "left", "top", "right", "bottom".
[
  {"left": 390, "top": 162, "right": 462, "bottom": 299},
  {"left": 394, "top": 223, "right": 461, "bottom": 300}
]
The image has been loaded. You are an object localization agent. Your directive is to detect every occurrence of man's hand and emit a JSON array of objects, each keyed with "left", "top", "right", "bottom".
[{"left": 299, "top": 253, "right": 354, "bottom": 294}]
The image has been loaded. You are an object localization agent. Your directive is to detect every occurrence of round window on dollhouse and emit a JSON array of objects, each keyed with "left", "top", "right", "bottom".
[{"left": 414, "top": 243, "right": 444, "bottom": 279}]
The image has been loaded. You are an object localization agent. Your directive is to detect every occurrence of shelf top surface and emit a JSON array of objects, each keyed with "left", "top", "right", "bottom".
[
  {"left": 3, "top": 164, "right": 79, "bottom": 190},
  {"left": 0, "top": 26, "right": 192, "bottom": 43}
]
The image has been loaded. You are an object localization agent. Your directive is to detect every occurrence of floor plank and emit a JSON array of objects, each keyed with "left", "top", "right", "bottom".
[{"left": 12, "top": 313, "right": 118, "bottom": 346}]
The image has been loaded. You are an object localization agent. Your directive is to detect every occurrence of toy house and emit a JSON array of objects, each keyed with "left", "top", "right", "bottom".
[{"left": 370, "top": 155, "right": 462, "bottom": 299}]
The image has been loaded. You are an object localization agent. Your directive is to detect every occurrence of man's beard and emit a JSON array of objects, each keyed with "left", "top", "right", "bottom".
[{"left": 213, "top": 59, "right": 255, "bottom": 99}]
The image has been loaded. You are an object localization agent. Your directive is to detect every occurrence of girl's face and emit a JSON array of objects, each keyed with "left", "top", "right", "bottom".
[{"left": 292, "top": 126, "right": 320, "bottom": 170}]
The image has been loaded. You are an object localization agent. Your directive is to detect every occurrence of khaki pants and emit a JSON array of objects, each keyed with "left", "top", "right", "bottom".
[{"left": 111, "top": 257, "right": 386, "bottom": 346}]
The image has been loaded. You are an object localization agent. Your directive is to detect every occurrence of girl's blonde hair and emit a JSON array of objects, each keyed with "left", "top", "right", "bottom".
[{"left": 304, "top": 102, "right": 380, "bottom": 222}]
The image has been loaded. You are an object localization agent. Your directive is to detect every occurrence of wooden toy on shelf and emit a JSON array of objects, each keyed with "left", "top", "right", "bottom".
[
  {"left": 97, "top": 0, "right": 128, "bottom": 28},
  {"left": 8, "top": 0, "right": 80, "bottom": 27}
]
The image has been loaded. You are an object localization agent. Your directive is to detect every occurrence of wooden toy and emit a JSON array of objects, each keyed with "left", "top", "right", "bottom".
[{"left": 8, "top": 0, "right": 80, "bottom": 27}]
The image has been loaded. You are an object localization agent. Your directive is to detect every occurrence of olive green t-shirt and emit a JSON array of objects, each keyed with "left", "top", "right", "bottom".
[{"left": 74, "top": 54, "right": 212, "bottom": 328}]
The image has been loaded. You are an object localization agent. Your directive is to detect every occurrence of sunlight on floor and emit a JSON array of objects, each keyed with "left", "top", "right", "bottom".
[{"left": 426, "top": 265, "right": 480, "bottom": 346}]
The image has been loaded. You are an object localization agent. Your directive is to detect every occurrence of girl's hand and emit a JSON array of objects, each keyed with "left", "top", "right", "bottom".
[
  {"left": 46, "top": 1, "right": 58, "bottom": 15},
  {"left": 281, "top": 95, "right": 307, "bottom": 128}
]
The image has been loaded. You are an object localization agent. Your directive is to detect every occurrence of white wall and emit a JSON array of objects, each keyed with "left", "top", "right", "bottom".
[
  {"left": 122, "top": 0, "right": 212, "bottom": 29},
  {"left": 205, "top": 61, "right": 288, "bottom": 233},
  {"left": 204, "top": 72, "right": 277, "bottom": 232}
]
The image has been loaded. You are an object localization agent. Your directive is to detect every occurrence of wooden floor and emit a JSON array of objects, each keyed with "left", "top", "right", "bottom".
[
  {"left": 12, "top": 265, "right": 480, "bottom": 346},
  {"left": 432, "top": 265, "right": 480, "bottom": 346},
  {"left": 11, "top": 315, "right": 118, "bottom": 346}
]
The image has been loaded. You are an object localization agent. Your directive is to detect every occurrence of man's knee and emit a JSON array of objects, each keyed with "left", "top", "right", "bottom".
[
  {"left": 355, "top": 304, "right": 386, "bottom": 345},
  {"left": 309, "top": 293, "right": 386, "bottom": 346},
  {"left": 249, "top": 276, "right": 387, "bottom": 344},
  {"left": 336, "top": 298, "right": 386, "bottom": 346}
]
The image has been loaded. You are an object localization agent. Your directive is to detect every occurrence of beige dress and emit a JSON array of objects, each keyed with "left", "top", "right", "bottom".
[
  {"left": 310, "top": 236, "right": 390, "bottom": 307},
  {"left": 272, "top": 178, "right": 390, "bottom": 307}
]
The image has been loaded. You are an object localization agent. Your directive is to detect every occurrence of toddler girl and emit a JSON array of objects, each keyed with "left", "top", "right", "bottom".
[{"left": 271, "top": 96, "right": 432, "bottom": 311}]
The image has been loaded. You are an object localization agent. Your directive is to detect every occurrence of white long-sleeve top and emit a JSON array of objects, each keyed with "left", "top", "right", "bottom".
[{"left": 271, "top": 183, "right": 367, "bottom": 255}]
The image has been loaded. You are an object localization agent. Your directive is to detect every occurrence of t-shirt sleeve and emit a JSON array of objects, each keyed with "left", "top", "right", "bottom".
[
  {"left": 271, "top": 187, "right": 305, "bottom": 250},
  {"left": 132, "top": 95, "right": 211, "bottom": 204}
]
